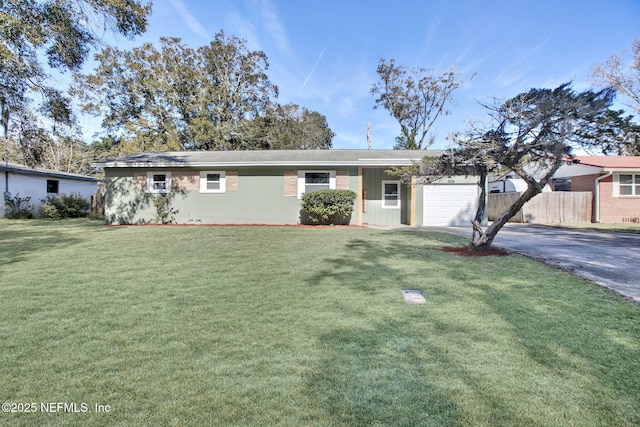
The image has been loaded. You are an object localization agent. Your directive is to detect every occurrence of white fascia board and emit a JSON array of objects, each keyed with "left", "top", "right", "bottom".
[
  {"left": 600, "top": 167, "right": 640, "bottom": 173},
  {"left": 100, "top": 159, "right": 421, "bottom": 168}
]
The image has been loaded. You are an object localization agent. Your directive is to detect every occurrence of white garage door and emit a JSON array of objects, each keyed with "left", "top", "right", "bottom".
[{"left": 423, "top": 184, "right": 478, "bottom": 226}]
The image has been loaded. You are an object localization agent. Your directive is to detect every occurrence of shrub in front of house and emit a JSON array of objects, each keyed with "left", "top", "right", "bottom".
[
  {"left": 300, "top": 189, "right": 357, "bottom": 225},
  {"left": 40, "top": 193, "right": 91, "bottom": 219},
  {"left": 4, "top": 193, "right": 34, "bottom": 219}
]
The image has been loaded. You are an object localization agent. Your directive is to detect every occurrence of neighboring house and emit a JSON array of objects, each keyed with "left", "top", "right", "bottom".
[
  {"left": 96, "top": 150, "right": 481, "bottom": 226},
  {"left": 488, "top": 172, "right": 553, "bottom": 193},
  {"left": 553, "top": 156, "right": 640, "bottom": 223},
  {"left": 1, "top": 162, "right": 99, "bottom": 217},
  {"left": 488, "top": 173, "right": 532, "bottom": 193}
]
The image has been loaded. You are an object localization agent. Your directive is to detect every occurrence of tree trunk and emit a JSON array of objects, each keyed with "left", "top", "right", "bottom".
[
  {"left": 470, "top": 169, "right": 487, "bottom": 245},
  {"left": 469, "top": 185, "right": 542, "bottom": 251}
]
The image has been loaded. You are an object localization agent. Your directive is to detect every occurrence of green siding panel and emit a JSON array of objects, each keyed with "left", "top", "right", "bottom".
[
  {"left": 361, "top": 168, "right": 403, "bottom": 225},
  {"left": 104, "top": 167, "right": 359, "bottom": 225}
]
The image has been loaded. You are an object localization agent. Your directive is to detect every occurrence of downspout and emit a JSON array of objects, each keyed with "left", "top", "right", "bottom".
[
  {"left": 3, "top": 150, "right": 8, "bottom": 198},
  {"left": 594, "top": 172, "right": 612, "bottom": 223},
  {"left": 357, "top": 166, "right": 363, "bottom": 225}
]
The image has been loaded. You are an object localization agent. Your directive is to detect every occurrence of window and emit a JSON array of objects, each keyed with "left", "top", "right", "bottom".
[
  {"left": 382, "top": 181, "right": 400, "bottom": 209},
  {"left": 46, "top": 179, "right": 59, "bottom": 194},
  {"left": 619, "top": 174, "right": 640, "bottom": 196},
  {"left": 553, "top": 178, "right": 571, "bottom": 192},
  {"left": 199, "top": 171, "right": 226, "bottom": 193},
  {"left": 147, "top": 172, "right": 171, "bottom": 193},
  {"left": 297, "top": 170, "right": 336, "bottom": 198}
]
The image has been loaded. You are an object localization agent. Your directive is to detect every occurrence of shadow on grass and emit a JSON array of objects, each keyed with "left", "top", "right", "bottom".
[
  {"left": 0, "top": 219, "right": 119, "bottom": 266},
  {"left": 305, "top": 230, "right": 640, "bottom": 426},
  {"left": 306, "top": 320, "right": 461, "bottom": 426},
  {"left": 307, "top": 231, "right": 458, "bottom": 292},
  {"left": 305, "top": 316, "right": 560, "bottom": 426},
  {"left": 470, "top": 280, "right": 640, "bottom": 423}
]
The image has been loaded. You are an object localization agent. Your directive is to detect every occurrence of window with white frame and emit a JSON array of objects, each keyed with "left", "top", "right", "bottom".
[
  {"left": 147, "top": 172, "right": 171, "bottom": 193},
  {"left": 619, "top": 174, "right": 640, "bottom": 196},
  {"left": 297, "top": 170, "right": 335, "bottom": 198},
  {"left": 382, "top": 180, "right": 400, "bottom": 209},
  {"left": 200, "top": 171, "right": 226, "bottom": 193}
]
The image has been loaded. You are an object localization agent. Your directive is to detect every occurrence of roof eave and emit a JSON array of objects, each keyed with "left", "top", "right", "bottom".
[{"left": 98, "top": 160, "right": 422, "bottom": 168}]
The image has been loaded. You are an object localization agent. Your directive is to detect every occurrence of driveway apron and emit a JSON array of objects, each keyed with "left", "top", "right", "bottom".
[{"left": 423, "top": 224, "right": 640, "bottom": 303}]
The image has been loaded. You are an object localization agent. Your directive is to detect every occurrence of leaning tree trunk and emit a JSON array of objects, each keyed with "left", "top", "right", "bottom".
[
  {"left": 470, "top": 169, "right": 488, "bottom": 245},
  {"left": 469, "top": 185, "right": 542, "bottom": 252}
]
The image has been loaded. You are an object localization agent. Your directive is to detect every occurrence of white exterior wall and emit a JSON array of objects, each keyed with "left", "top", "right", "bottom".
[{"left": 1, "top": 172, "right": 97, "bottom": 217}]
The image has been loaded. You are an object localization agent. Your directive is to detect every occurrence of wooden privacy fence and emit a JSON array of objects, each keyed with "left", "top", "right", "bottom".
[{"left": 488, "top": 192, "right": 593, "bottom": 224}]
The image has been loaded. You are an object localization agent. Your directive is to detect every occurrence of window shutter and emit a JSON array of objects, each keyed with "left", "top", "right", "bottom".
[
  {"left": 172, "top": 171, "right": 199, "bottom": 191},
  {"left": 226, "top": 171, "right": 239, "bottom": 191},
  {"left": 134, "top": 172, "right": 146, "bottom": 191},
  {"left": 336, "top": 170, "right": 350, "bottom": 189},
  {"left": 284, "top": 170, "right": 297, "bottom": 196}
]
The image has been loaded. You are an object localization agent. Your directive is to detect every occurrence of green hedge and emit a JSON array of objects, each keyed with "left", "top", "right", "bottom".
[
  {"left": 40, "top": 193, "right": 91, "bottom": 219},
  {"left": 300, "top": 189, "right": 357, "bottom": 225}
]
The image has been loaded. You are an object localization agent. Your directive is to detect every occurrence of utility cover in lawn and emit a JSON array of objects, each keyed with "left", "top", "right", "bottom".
[{"left": 401, "top": 289, "right": 426, "bottom": 304}]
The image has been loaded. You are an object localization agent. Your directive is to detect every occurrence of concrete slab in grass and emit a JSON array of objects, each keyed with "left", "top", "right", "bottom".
[{"left": 401, "top": 289, "right": 426, "bottom": 304}]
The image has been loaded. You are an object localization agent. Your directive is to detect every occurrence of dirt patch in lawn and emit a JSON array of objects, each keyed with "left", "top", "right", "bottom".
[{"left": 442, "top": 246, "right": 510, "bottom": 256}]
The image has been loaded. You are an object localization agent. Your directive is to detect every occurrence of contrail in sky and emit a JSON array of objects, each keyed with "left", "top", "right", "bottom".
[{"left": 303, "top": 46, "right": 326, "bottom": 87}]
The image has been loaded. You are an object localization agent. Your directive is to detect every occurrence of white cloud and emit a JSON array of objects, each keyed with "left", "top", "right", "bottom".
[
  {"left": 253, "top": 0, "right": 290, "bottom": 54},
  {"left": 227, "top": 11, "right": 262, "bottom": 51},
  {"left": 169, "top": 0, "right": 211, "bottom": 40}
]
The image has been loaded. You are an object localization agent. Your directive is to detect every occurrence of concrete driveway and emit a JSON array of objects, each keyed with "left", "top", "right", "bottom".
[{"left": 425, "top": 224, "right": 640, "bottom": 303}]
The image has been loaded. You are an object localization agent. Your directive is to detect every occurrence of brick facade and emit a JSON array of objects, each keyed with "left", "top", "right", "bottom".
[
  {"left": 568, "top": 173, "right": 640, "bottom": 223},
  {"left": 598, "top": 175, "right": 640, "bottom": 223}
]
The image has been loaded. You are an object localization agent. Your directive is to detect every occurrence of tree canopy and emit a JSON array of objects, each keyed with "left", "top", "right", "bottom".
[
  {"left": 592, "top": 38, "right": 640, "bottom": 154},
  {"left": 398, "top": 83, "right": 640, "bottom": 251},
  {"left": 0, "top": 0, "right": 151, "bottom": 172},
  {"left": 73, "top": 33, "right": 334, "bottom": 155},
  {"left": 371, "top": 59, "right": 467, "bottom": 150}
]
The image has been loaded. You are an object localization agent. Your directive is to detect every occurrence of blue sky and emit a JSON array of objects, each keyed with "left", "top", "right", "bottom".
[{"left": 89, "top": 0, "right": 640, "bottom": 149}]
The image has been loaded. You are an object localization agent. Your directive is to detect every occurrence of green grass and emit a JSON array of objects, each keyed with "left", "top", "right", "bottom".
[{"left": 1, "top": 219, "right": 639, "bottom": 426}]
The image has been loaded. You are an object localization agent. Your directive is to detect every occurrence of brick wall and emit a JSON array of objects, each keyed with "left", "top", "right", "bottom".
[
  {"left": 598, "top": 174, "right": 640, "bottom": 223},
  {"left": 570, "top": 174, "right": 598, "bottom": 193}
]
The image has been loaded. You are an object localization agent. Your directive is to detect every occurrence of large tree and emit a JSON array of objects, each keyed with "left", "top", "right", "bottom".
[
  {"left": 72, "top": 37, "right": 202, "bottom": 152},
  {"left": 394, "top": 83, "right": 639, "bottom": 251},
  {"left": 592, "top": 38, "right": 640, "bottom": 114},
  {"left": 74, "top": 33, "right": 334, "bottom": 153},
  {"left": 371, "top": 59, "right": 466, "bottom": 149},
  {"left": 0, "top": 0, "right": 151, "bottom": 168},
  {"left": 592, "top": 38, "right": 640, "bottom": 154},
  {"left": 455, "top": 83, "right": 639, "bottom": 251},
  {"left": 246, "top": 104, "right": 334, "bottom": 150}
]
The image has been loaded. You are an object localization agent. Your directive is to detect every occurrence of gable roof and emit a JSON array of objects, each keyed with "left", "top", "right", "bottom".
[
  {"left": 0, "top": 162, "right": 99, "bottom": 182},
  {"left": 572, "top": 156, "right": 640, "bottom": 169},
  {"left": 95, "top": 149, "right": 442, "bottom": 168}
]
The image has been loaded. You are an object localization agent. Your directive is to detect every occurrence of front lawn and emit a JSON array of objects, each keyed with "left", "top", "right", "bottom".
[{"left": 1, "top": 220, "right": 639, "bottom": 426}]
